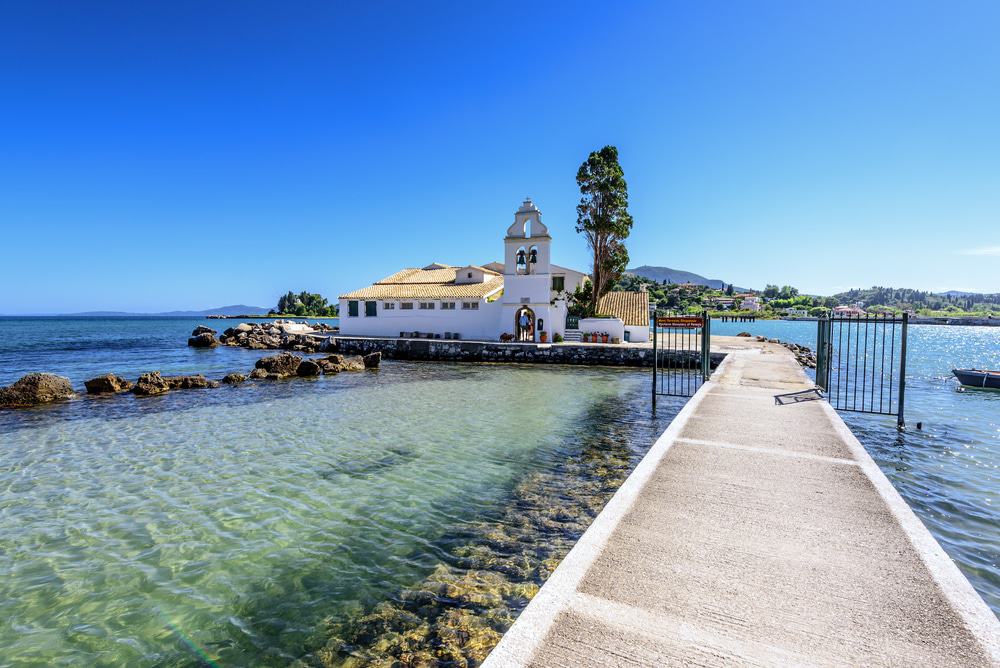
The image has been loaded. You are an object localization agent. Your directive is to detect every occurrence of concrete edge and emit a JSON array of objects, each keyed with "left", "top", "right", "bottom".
[
  {"left": 481, "top": 354, "right": 735, "bottom": 667},
  {"left": 818, "top": 399, "right": 1000, "bottom": 662}
]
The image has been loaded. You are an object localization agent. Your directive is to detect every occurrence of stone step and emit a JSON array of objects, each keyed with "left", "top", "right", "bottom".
[{"left": 562, "top": 329, "right": 582, "bottom": 342}]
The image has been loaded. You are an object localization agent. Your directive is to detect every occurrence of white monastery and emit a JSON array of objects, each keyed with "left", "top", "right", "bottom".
[{"left": 338, "top": 199, "right": 650, "bottom": 343}]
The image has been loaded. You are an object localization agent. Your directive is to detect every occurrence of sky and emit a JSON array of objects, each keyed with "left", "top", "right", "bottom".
[{"left": 1, "top": 1, "right": 998, "bottom": 313}]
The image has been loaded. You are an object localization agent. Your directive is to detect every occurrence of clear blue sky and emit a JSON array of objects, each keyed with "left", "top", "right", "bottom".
[{"left": 2, "top": 2, "right": 998, "bottom": 313}]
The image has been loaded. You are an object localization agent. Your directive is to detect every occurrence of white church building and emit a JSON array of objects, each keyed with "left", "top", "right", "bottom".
[{"left": 338, "top": 199, "right": 650, "bottom": 343}]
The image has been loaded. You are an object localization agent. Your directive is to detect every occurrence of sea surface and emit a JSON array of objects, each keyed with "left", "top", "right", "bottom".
[
  {"left": 711, "top": 318, "right": 999, "bottom": 616},
  {"left": 0, "top": 317, "right": 680, "bottom": 666}
]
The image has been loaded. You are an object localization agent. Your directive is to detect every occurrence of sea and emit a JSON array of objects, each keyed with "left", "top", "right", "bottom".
[{"left": 0, "top": 316, "right": 997, "bottom": 665}]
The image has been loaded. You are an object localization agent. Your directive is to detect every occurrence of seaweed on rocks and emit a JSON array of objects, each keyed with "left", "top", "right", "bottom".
[{"left": 296, "top": 395, "right": 659, "bottom": 668}]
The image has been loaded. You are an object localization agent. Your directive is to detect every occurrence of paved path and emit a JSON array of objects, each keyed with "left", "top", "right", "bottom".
[{"left": 485, "top": 340, "right": 1000, "bottom": 667}]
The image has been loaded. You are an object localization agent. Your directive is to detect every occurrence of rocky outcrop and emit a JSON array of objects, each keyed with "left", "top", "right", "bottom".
[
  {"left": 736, "top": 332, "right": 752, "bottom": 337},
  {"left": 296, "top": 359, "right": 322, "bottom": 377},
  {"left": 188, "top": 332, "right": 219, "bottom": 348},
  {"left": 191, "top": 325, "right": 217, "bottom": 336},
  {"left": 249, "top": 368, "right": 268, "bottom": 379},
  {"left": 217, "top": 321, "right": 331, "bottom": 354},
  {"left": 0, "top": 373, "right": 76, "bottom": 408},
  {"left": 84, "top": 373, "right": 132, "bottom": 394},
  {"left": 222, "top": 373, "right": 246, "bottom": 384},
  {"left": 132, "top": 372, "right": 171, "bottom": 396},
  {"left": 254, "top": 353, "right": 302, "bottom": 378},
  {"left": 362, "top": 352, "right": 382, "bottom": 369},
  {"left": 754, "top": 337, "right": 817, "bottom": 368}
]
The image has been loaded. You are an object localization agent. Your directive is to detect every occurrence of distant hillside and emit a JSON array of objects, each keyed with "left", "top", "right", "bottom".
[
  {"left": 65, "top": 304, "right": 271, "bottom": 317},
  {"left": 628, "top": 265, "right": 751, "bottom": 292},
  {"left": 937, "top": 290, "right": 983, "bottom": 297}
]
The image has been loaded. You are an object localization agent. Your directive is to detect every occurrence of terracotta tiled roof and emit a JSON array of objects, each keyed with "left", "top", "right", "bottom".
[
  {"left": 597, "top": 291, "right": 650, "bottom": 326},
  {"left": 340, "top": 266, "right": 503, "bottom": 300}
]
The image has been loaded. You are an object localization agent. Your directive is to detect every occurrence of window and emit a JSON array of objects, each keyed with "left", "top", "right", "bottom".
[
  {"left": 347, "top": 300, "right": 359, "bottom": 317},
  {"left": 467, "top": 272, "right": 472, "bottom": 279},
  {"left": 400, "top": 302, "right": 414, "bottom": 310},
  {"left": 383, "top": 302, "right": 395, "bottom": 310},
  {"left": 365, "top": 301, "right": 377, "bottom": 317},
  {"left": 419, "top": 302, "right": 435, "bottom": 310},
  {"left": 551, "top": 276, "right": 565, "bottom": 291},
  {"left": 461, "top": 302, "right": 479, "bottom": 310},
  {"left": 441, "top": 302, "right": 456, "bottom": 310}
]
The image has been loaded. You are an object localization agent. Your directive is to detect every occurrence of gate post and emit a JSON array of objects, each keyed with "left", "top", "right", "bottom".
[
  {"left": 652, "top": 319, "right": 657, "bottom": 410},
  {"left": 816, "top": 316, "right": 829, "bottom": 391},
  {"left": 897, "top": 312, "right": 908, "bottom": 430},
  {"left": 701, "top": 310, "right": 711, "bottom": 381}
]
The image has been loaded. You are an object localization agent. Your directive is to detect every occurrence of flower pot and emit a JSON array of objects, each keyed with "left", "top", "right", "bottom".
[
  {"left": 602, "top": 334, "right": 609, "bottom": 343},
  {"left": 540, "top": 332, "right": 548, "bottom": 343}
]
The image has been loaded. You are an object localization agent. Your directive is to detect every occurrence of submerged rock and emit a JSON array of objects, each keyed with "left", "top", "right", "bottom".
[
  {"left": 164, "top": 375, "right": 219, "bottom": 389},
  {"left": 132, "top": 372, "right": 171, "bottom": 396},
  {"left": 84, "top": 373, "right": 132, "bottom": 394},
  {"left": 0, "top": 373, "right": 76, "bottom": 408},
  {"left": 254, "top": 352, "right": 302, "bottom": 378},
  {"left": 248, "top": 368, "right": 268, "bottom": 380},
  {"left": 188, "top": 332, "right": 219, "bottom": 348},
  {"left": 221, "top": 372, "right": 247, "bottom": 384}
]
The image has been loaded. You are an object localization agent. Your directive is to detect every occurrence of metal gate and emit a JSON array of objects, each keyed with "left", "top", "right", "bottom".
[
  {"left": 816, "top": 313, "right": 908, "bottom": 429},
  {"left": 652, "top": 312, "right": 711, "bottom": 407}
]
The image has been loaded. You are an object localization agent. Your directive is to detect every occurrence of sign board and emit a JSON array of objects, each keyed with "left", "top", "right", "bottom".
[{"left": 656, "top": 316, "right": 703, "bottom": 329}]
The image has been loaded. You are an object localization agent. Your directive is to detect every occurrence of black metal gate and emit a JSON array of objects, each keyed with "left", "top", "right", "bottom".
[
  {"left": 652, "top": 312, "right": 711, "bottom": 407},
  {"left": 816, "top": 313, "right": 908, "bottom": 429}
]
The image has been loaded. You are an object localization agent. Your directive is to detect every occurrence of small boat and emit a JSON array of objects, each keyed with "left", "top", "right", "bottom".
[{"left": 952, "top": 369, "right": 1000, "bottom": 390}]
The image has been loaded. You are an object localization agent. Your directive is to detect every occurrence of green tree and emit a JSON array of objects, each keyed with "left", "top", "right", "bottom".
[
  {"left": 763, "top": 284, "right": 780, "bottom": 299},
  {"left": 576, "top": 145, "right": 634, "bottom": 316}
]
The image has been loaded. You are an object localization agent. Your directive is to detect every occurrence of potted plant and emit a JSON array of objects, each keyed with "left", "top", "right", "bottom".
[
  {"left": 602, "top": 332, "right": 609, "bottom": 343},
  {"left": 539, "top": 331, "right": 548, "bottom": 343},
  {"left": 553, "top": 332, "right": 564, "bottom": 343},
  {"left": 583, "top": 332, "right": 590, "bottom": 342}
]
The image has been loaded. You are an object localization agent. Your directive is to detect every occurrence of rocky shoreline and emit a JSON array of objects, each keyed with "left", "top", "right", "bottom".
[
  {"left": 0, "top": 326, "right": 379, "bottom": 409},
  {"left": 188, "top": 321, "right": 337, "bottom": 354}
]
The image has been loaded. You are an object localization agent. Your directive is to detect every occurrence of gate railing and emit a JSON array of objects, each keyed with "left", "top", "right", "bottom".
[
  {"left": 816, "top": 313, "right": 908, "bottom": 429},
  {"left": 652, "top": 311, "right": 711, "bottom": 407}
]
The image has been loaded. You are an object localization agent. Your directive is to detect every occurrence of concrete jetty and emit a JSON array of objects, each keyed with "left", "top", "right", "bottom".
[{"left": 484, "top": 338, "right": 1000, "bottom": 666}]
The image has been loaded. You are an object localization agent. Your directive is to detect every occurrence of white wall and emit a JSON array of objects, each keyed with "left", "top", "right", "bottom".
[
  {"left": 338, "top": 298, "right": 503, "bottom": 341},
  {"left": 580, "top": 317, "right": 625, "bottom": 341},
  {"left": 625, "top": 324, "right": 650, "bottom": 342}
]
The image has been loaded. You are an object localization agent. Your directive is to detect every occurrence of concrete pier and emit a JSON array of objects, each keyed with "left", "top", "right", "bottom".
[{"left": 484, "top": 339, "right": 1000, "bottom": 667}]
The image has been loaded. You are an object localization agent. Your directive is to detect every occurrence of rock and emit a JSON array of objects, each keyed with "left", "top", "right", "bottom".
[
  {"left": 191, "top": 325, "right": 217, "bottom": 336},
  {"left": 340, "top": 355, "right": 366, "bottom": 371},
  {"left": 319, "top": 337, "right": 338, "bottom": 352},
  {"left": 254, "top": 352, "right": 302, "bottom": 378},
  {"left": 736, "top": 332, "right": 752, "bottom": 337},
  {"left": 0, "top": 373, "right": 76, "bottom": 408},
  {"left": 133, "top": 371, "right": 171, "bottom": 396},
  {"left": 235, "top": 323, "right": 253, "bottom": 333},
  {"left": 296, "top": 360, "right": 322, "bottom": 377},
  {"left": 249, "top": 368, "right": 268, "bottom": 379},
  {"left": 165, "top": 375, "right": 219, "bottom": 389},
  {"left": 317, "top": 359, "right": 340, "bottom": 375},
  {"left": 362, "top": 352, "right": 382, "bottom": 369},
  {"left": 84, "top": 373, "right": 132, "bottom": 394},
  {"left": 188, "top": 332, "right": 219, "bottom": 348},
  {"left": 222, "top": 373, "right": 247, "bottom": 384}
]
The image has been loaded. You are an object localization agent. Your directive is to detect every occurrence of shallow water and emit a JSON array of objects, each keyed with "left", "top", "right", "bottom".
[
  {"left": 712, "top": 318, "right": 1000, "bottom": 615},
  {"left": 0, "top": 318, "right": 679, "bottom": 665}
]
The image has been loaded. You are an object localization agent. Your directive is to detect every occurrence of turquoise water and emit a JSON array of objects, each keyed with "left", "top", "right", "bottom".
[
  {"left": 712, "top": 318, "right": 1000, "bottom": 614},
  {"left": 0, "top": 318, "right": 678, "bottom": 665}
]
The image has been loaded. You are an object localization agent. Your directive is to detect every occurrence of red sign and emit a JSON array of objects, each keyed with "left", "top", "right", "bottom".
[{"left": 656, "top": 316, "right": 703, "bottom": 329}]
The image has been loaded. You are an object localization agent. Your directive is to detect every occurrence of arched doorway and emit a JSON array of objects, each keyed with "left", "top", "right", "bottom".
[{"left": 515, "top": 307, "right": 535, "bottom": 342}]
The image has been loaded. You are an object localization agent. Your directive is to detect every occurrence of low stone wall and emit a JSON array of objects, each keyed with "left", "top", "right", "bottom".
[{"left": 333, "top": 336, "right": 725, "bottom": 368}]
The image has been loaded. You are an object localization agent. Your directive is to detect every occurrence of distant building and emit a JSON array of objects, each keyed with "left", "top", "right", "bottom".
[
  {"left": 708, "top": 297, "right": 736, "bottom": 310},
  {"left": 833, "top": 305, "right": 866, "bottom": 316},
  {"left": 741, "top": 295, "right": 762, "bottom": 312},
  {"left": 785, "top": 308, "right": 810, "bottom": 318}
]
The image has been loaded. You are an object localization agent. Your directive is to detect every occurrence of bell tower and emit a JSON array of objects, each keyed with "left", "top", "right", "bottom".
[{"left": 503, "top": 198, "right": 551, "bottom": 276}]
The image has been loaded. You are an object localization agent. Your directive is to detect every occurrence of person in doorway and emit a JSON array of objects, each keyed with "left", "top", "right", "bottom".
[{"left": 519, "top": 309, "right": 531, "bottom": 341}]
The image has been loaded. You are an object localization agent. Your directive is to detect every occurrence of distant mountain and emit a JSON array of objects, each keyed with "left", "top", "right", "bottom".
[
  {"left": 63, "top": 304, "right": 271, "bottom": 317},
  {"left": 627, "top": 265, "right": 752, "bottom": 292},
  {"left": 937, "top": 290, "right": 982, "bottom": 297}
]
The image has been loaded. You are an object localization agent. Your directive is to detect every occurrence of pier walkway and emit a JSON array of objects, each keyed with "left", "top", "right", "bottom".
[{"left": 484, "top": 339, "right": 1000, "bottom": 667}]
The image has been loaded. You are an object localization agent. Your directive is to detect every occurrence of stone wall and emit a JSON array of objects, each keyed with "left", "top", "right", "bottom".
[{"left": 333, "top": 336, "right": 725, "bottom": 368}]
